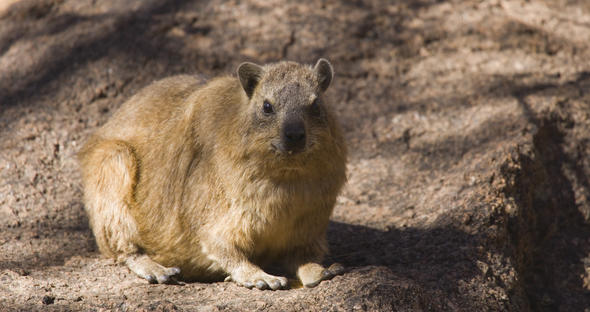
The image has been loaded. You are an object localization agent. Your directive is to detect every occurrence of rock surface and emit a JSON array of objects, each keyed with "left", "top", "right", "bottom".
[{"left": 1, "top": 0, "right": 590, "bottom": 311}]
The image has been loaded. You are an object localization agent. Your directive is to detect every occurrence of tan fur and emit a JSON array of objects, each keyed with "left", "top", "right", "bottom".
[{"left": 78, "top": 60, "right": 347, "bottom": 289}]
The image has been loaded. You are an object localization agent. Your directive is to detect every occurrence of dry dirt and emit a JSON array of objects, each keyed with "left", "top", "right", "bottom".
[{"left": 1, "top": 0, "right": 590, "bottom": 311}]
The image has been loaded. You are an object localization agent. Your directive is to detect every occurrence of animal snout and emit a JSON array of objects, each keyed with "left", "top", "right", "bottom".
[{"left": 281, "top": 121, "right": 306, "bottom": 154}]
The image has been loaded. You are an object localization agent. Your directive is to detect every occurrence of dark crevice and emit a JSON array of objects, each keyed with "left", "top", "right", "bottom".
[{"left": 500, "top": 114, "right": 590, "bottom": 311}]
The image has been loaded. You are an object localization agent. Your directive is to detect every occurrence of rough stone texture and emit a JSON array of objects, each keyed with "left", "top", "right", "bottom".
[{"left": 1, "top": 0, "right": 590, "bottom": 311}]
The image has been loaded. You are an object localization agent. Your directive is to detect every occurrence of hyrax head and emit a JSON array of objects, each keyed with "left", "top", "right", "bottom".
[{"left": 237, "top": 59, "right": 334, "bottom": 162}]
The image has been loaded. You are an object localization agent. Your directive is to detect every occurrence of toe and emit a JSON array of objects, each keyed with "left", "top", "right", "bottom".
[
  {"left": 255, "top": 280, "right": 268, "bottom": 290},
  {"left": 279, "top": 277, "right": 288, "bottom": 288},
  {"left": 328, "top": 263, "right": 344, "bottom": 275},
  {"left": 167, "top": 267, "right": 181, "bottom": 276},
  {"left": 268, "top": 279, "right": 281, "bottom": 290},
  {"left": 156, "top": 274, "right": 170, "bottom": 284},
  {"left": 146, "top": 275, "right": 157, "bottom": 284},
  {"left": 321, "top": 269, "right": 334, "bottom": 279}
]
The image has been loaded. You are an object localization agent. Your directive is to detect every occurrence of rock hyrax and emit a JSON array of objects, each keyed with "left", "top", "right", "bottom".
[{"left": 78, "top": 59, "right": 347, "bottom": 290}]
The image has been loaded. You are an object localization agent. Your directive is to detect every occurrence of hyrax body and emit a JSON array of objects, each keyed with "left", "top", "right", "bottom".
[{"left": 78, "top": 59, "right": 347, "bottom": 290}]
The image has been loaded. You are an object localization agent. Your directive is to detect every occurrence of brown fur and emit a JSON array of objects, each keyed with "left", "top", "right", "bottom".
[{"left": 78, "top": 60, "right": 347, "bottom": 289}]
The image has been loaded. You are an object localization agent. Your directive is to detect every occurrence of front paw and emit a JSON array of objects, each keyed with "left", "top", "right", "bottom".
[
  {"left": 225, "top": 269, "right": 288, "bottom": 290},
  {"left": 298, "top": 263, "right": 344, "bottom": 288},
  {"left": 125, "top": 254, "right": 181, "bottom": 284}
]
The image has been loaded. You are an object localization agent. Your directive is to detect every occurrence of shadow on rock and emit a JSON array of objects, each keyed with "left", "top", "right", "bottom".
[
  {"left": 0, "top": 202, "right": 95, "bottom": 271},
  {"left": 0, "top": 0, "right": 205, "bottom": 110},
  {"left": 327, "top": 221, "right": 481, "bottom": 292}
]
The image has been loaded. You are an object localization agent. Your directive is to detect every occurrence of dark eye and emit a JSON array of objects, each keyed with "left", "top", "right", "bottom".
[{"left": 263, "top": 100, "right": 274, "bottom": 115}]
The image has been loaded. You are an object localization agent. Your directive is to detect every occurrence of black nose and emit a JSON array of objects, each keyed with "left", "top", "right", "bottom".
[
  {"left": 285, "top": 123, "right": 305, "bottom": 142},
  {"left": 282, "top": 121, "right": 306, "bottom": 153}
]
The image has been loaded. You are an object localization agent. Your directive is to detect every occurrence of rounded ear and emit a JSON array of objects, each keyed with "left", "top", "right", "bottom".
[
  {"left": 237, "top": 62, "right": 263, "bottom": 98},
  {"left": 314, "top": 58, "right": 334, "bottom": 92}
]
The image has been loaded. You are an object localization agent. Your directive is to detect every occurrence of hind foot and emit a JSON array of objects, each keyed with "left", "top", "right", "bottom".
[{"left": 297, "top": 262, "right": 344, "bottom": 288}]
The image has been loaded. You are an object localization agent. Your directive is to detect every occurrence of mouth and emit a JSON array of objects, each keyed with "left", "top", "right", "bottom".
[
  {"left": 267, "top": 143, "right": 308, "bottom": 173},
  {"left": 270, "top": 143, "right": 304, "bottom": 156}
]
